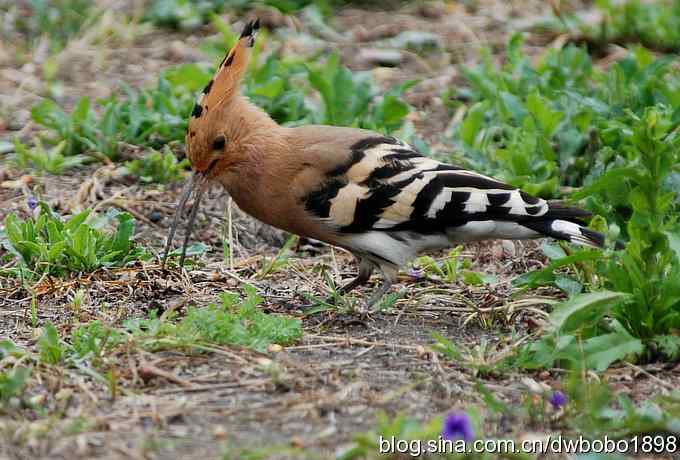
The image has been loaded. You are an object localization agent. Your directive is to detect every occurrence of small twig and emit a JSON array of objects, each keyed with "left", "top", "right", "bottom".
[
  {"left": 624, "top": 362, "right": 675, "bottom": 392},
  {"left": 305, "top": 334, "right": 422, "bottom": 351},
  {"left": 138, "top": 362, "right": 193, "bottom": 388}
]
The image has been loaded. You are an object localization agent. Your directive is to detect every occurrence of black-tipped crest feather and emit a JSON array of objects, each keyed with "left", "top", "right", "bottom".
[{"left": 240, "top": 18, "right": 260, "bottom": 46}]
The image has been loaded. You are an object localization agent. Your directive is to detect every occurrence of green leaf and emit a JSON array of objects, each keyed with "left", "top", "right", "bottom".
[
  {"left": 664, "top": 229, "right": 680, "bottom": 262},
  {"left": 31, "top": 99, "right": 66, "bottom": 129},
  {"left": 654, "top": 335, "right": 680, "bottom": 360},
  {"left": 582, "top": 332, "right": 643, "bottom": 371},
  {"left": 460, "top": 102, "right": 488, "bottom": 146},
  {"left": 64, "top": 210, "right": 91, "bottom": 232},
  {"left": 550, "top": 291, "right": 632, "bottom": 333},
  {"left": 38, "top": 322, "right": 64, "bottom": 365},
  {"left": 526, "top": 90, "right": 563, "bottom": 136},
  {"left": 555, "top": 276, "right": 583, "bottom": 297},
  {"left": 543, "top": 243, "right": 567, "bottom": 260},
  {"left": 498, "top": 91, "right": 527, "bottom": 123},
  {"left": 111, "top": 213, "right": 134, "bottom": 254},
  {"left": 72, "top": 97, "right": 91, "bottom": 124},
  {"left": 0, "top": 367, "right": 31, "bottom": 401},
  {"left": 47, "top": 241, "right": 66, "bottom": 263}
]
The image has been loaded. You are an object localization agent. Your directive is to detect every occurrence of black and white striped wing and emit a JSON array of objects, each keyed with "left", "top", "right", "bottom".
[{"left": 304, "top": 136, "right": 603, "bottom": 249}]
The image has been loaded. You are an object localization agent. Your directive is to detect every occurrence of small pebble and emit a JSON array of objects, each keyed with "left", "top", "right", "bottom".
[
  {"left": 392, "top": 31, "right": 442, "bottom": 51},
  {"left": 0, "top": 141, "right": 14, "bottom": 154},
  {"left": 358, "top": 48, "right": 403, "bottom": 67},
  {"left": 213, "top": 425, "right": 227, "bottom": 439},
  {"left": 149, "top": 211, "right": 162, "bottom": 223},
  {"left": 28, "top": 394, "right": 46, "bottom": 406},
  {"left": 268, "top": 344, "right": 283, "bottom": 353}
]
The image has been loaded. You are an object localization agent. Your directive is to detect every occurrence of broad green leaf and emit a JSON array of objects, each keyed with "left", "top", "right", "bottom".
[
  {"left": 543, "top": 243, "right": 566, "bottom": 260},
  {"left": 582, "top": 332, "right": 643, "bottom": 371},
  {"left": 64, "top": 210, "right": 91, "bottom": 232},
  {"left": 111, "top": 213, "right": 134, "bottom": 253},
  {"left": 3, "top": 214, "right": 23, "bottom": 247},
  {"left": 72, "top": 97, "right": 91, "bottom": 124},
  {"left": 38, "top": 322, "right": 63, "bottom": 365},
  {"left": 550, "top": 291, "right": 632, "bottom": 333},
  {"left": 47, "top": 241, "right": 66, "bottom": 263},
  {"left": 498, "top": 91, "right": 527, "bottom": 123},
  {"left": 31, "top": 99, "right": 66, "bottom": 129},
  {"left": 555, "top": 276, "right": 583, "bottom": 297},
  {"left": 460, "top": 102, "right": 488, "bottom": 147},
  {"left": 526, "top": 90, "right": 563, "bottom": 136},
  {"left": 664, "top": 229, "right": 680, "bottom": 262}
]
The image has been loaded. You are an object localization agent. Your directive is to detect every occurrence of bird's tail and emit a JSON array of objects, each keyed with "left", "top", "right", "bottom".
[{"left": 521, "top": 201, "right": 605, "bottom": 248}]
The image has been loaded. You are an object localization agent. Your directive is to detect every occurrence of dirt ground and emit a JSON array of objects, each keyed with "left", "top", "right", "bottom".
[{"left": 1, "top": 1, "right": 679, "bottom": 459}]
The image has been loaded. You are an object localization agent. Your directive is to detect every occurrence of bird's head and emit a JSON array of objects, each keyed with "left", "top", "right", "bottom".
[
  {"left": 163, "top": 18, "right": 260, "bottom": 268},
  {"left": 185, "top": 18, "right": 260, "bottom": 178}
]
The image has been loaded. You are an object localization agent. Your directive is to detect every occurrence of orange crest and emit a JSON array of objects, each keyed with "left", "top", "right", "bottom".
[{"left": 190, "top": 18, "right": 260, "bottom": 120}]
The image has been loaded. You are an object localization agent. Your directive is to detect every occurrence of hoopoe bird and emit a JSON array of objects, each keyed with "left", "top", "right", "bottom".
[{"left": 163, "top": 19, "right": 604, "bottom": 307}]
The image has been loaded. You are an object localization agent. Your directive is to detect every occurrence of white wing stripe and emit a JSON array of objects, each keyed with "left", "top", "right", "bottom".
[
  {"left": 374, "top": 175, "right": 431, "bottom": 228},
  {"left": 329, "top": 183, "right": 369, "bottom": 226},
  {"left": 463, "top": 192, "right": 490, "bottom": 213},
  {"left": 426, "top": 187, "right": 453, "bottom": 218}
]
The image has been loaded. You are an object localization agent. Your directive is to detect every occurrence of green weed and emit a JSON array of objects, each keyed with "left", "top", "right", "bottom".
[
  {"left": 455, "top": 36, "right": 680, "bottom": 369},
  {"left": 453, "top": 36, "right": 680, "bottom": 198},
  {"left": 563, "top": 371, "right": 679, "bottom": 439},
  {"left": 337, "top": 372, "right": 678, "bottom": 460},
  {"left": 1, "top": 0, "right": 96, "bottom": 52},
  {"left": 583, "top": 0, "right": 680, "bottom": 52},
  {"left": 38, "top": 322, "right": 65, "bottom": 365},
  {"left": 71, "top": 321, "right": 123, "bottom": 361},
  {"left": 125, "top": 285, "right": 303, "bottom": 352},
  {"left": 258, "top": 235, "right": 298, "bottom": 278},
  {"left": 31, "top": 66, "right": 201, "bottom": 162},
  {"left": 30, "top": 40, "right": 414, "bottom": 164},
  {"left": 123, "top": 147, "right": 189, "bottom": 184},
  {"left": 415, "top": 246, "right": 496, "bottom": 286},
  {"left": 516, "top": 107, "right": 680, "bottom": 370},
  {"left": 301, "top": 270, "right": 358, "bottom": 315},
  {"left": 247, "top": 54, "right": 312, "bottom": 126},
  {"left": 431, "top": 331, "right": 463, "bottom": 360},
  {"left": 307, "top": 52, "right": 416, "bottom": 133},
  {"left": 13, "top": 138, "right": 87, "bottom": 174},
  {"left": 103, "top": 72, "right": 198, "bottom": 148},
  {"left": 144, "top": 0, "right": 227, "bottom": 30},
  {"left": 2, "top": 203, "right": 146, "bottom": 278},
  {"left": 31, "top": 97, "right": 101, "bottom": 158},
  {"left": 513, "top": 243, "right": 602, "bottom": 297},
  {"left": 0, "top": 367, "right": 31, "bottom": 404}
]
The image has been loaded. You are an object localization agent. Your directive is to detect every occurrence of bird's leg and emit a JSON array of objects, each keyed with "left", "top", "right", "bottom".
[
  {"left": 324, "top": 258, "right": 373, "bottom": 306},
  {"left": 362, "top": 265, "right": 398, "bottom": 313},
  {"left": 337, "top": 258, "right": 374, "bottom": 295}
]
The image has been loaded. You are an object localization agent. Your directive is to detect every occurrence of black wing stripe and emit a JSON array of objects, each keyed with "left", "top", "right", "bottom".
[
  {"left": 304, "top": 179, "right": 345, "bottom": 218},
  {"left": 327, "top": 149, "right": 365, "bottom": 177}
]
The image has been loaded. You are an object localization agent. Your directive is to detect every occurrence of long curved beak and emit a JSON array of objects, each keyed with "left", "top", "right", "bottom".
[{"left": 162, "top": 171, "right": 209, "bottom": 269}]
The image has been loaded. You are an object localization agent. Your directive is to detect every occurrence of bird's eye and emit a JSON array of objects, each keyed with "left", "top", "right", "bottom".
[{"left": 212, "top": 135, "right": 226, "bottom": 151}]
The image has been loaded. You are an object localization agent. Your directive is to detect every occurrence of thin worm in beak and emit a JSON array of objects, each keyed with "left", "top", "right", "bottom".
[{"left": 162, "top": 173, "right": 196, "bottom": 267}]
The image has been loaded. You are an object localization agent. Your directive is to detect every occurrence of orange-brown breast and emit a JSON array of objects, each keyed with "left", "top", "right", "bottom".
[{"left": 215, "top": 124, "right": 375, "bottom": 245}]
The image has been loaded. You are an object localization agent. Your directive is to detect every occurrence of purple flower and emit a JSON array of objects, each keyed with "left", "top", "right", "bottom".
[
  {"left": 442, "top": 411, "right": 474, "bottom": 442},
  {"left": 408, "top": 267, "right": 425, "bottom": 279},
  {"left": 27, "top": 196, "right": 38, "bottom": 211},
  {"left": 548, "top": 391, "right": 567, "bottom": 409}
]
